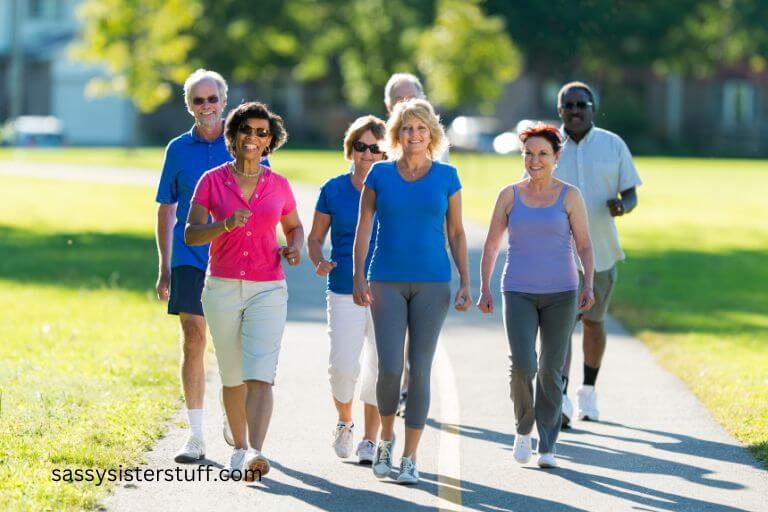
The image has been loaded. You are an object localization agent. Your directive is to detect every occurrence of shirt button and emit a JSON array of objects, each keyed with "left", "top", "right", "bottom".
[
  {"left": 226, "top": 181, "right": 231, "bottom": 185},
  {"left": 246, "top": 231, "right": 252, "bottom": 236},
  {"left": 254, "top": 193, "right": 259, "bottom": 198},
  {"left": 243, "top": 251, "right": 249, "bottom": 256},
  {"left": 240, "top": 271, "right": 246, "bottom": 276}
]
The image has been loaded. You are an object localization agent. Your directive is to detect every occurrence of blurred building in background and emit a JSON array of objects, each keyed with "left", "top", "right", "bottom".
[
  {"left": 0, "top": 0, "right": 136, "bottom": 145},
  {"left": 1, "top": 0, "right": 768, "bottom": 155}
]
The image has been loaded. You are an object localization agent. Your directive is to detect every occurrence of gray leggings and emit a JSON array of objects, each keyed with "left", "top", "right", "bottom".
[
  {"left": 503, "top": 290, "right": 578, "bottom": 454},
  {"left": 370, "top": 281, "right": 451, "bottom": 429}
]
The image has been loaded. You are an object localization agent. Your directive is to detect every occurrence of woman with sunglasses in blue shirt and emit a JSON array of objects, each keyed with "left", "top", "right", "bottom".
[{"left": 307, "top": 115, "right": 387, "bottom": 466}]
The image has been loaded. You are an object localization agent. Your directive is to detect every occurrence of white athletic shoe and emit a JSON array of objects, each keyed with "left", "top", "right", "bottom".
[
  {"left": 356, "top": 439, "right": 376, "bottom": 465},
  {"left": 512, "top": 434, "right": 532, "bottom": 464},
  {"left": 332, "top": 423, "right": 354, "bottom": 458},
  {"left": 577, "top": 385, "right": 600, "bottom": 421},
  {"left": 174, "top": 434, "right": 205, "bottom": 463},
  {"left": 224, "top": 448, "right": 247, "bottom": 478},
  {"left": 562, "top": 394, "right": 574, "bottom": 428},
  {"left": 221, "top": 389, "right": 235, "bottom": 447},
  {"left": 243, "top": 449, "right": 270, "bottom": 480},
  {"left": 396, "top": 456, "right": 419, "bottom": 485},
  {"left": 537, "top": 452, "right": 558, "bottom": 468},
  {"left": 372, "top": 436, "right": 396, "bottom": 478}
]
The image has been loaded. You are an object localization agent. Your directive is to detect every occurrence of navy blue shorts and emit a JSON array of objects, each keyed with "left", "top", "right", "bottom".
[{"left": 168, "top": 265, "right": 205, "bottom": 316}]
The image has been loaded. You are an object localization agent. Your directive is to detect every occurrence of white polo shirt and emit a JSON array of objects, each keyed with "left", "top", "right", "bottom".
[{"left": 554, "top": 126, "right": 642, "bottom": 272}]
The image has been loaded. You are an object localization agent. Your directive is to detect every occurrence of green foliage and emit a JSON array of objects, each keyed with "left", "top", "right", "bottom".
[
  {"left": 72, "top": 0, "right": 202, "bottom": 112},
  {"left": 73, "top": 0, "right": 520, "bottom": 113},
  {"left": 418, "top": 0, "right": 521, "bottom": 112},
  {"left": 485, "top": 0, "right": 768, "bottom": 78}
]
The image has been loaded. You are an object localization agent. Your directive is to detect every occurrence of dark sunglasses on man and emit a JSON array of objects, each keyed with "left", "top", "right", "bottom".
[
  {"left": 192, "top": 95, "right": 220, "bottom": 105},
  {"left": 238, "top": 124, "right": 271, "bottom": 138},
  {"left": 560, "top": 101, "right": 593, "bottom": 110},
  {"left": 353, "top": 141, "right": 383, "bottom": 154}
]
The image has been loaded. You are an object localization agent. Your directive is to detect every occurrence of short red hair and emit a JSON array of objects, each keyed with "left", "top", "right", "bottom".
[{"left": 519, "top": 124, "right": 562, "bottom": 153}]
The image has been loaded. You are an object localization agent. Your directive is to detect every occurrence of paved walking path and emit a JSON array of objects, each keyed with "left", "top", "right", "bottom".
[{"left": 5, "top": 160, "right": 767, "bottom": 511}]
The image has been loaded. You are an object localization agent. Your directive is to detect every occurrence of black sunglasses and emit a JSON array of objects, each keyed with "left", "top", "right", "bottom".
[
  {"left": 560, "top": 101, "right": 593, "bottom": 110},
  {"left": 192, "top": 95, "right": 220, "bottom": 106},
  {"left": 353, "top": 141, "right": 383, "bottom": 154},
  {"left": 238, "top": 125, "right": 271, "bottom": 138}
]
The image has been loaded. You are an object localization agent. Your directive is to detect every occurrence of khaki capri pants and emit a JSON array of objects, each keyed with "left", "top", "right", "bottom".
[{"left": 201, "top": 277, "right": 288, "bottom": 387}]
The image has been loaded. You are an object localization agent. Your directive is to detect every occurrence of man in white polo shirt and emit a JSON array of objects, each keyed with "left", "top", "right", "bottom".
[{"left": 553, "top": 81, "right": 642, "bottom": 426}]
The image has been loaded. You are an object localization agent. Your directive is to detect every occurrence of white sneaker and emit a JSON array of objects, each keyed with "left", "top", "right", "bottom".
[
  {"left": 243, "top": 449, "right": 270, "bottom": 480},
  {"left": 537, "top": 452, "right": 558, "bottom": 468},
  {"left": 396, "top": 456, "right": 419, "bottom": 485},
  {"left": 561, "top": 394, "right": 574, "bottom": 429},
  {"left": 512, "top": 434, "right": 532, "bottom": 464},
  {"left": 332, "top": 423, "right": 354, "bottom": 458},
  {"left": 221, "top": 389, "right": 235, "bottom": 447},
  {"left": 224, "top": 448, "right": 247, "bottom": 478},
  {"left": 577, "top": 385, "right": 600, "bottom": 421},
  {"left": 174, "top": 434, "right": 205, "bottom": 463},
  {"left": 356, "top": 439, "right": 376, "bottom": 465},
  {"left": 372, "top": 436, "right": 396, "bottom": 478}
]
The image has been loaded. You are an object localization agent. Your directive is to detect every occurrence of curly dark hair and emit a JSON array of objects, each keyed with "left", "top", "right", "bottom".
[
  {"left": 519, "top": 123, "right": 563, "bottom": 153},
  {"left": 224, "top": 101, "right": 288, "bottom": 157}
]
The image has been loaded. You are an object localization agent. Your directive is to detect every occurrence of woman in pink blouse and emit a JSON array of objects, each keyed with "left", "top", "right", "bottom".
[{"left": 185, "top": 101, "right": 303, "bottom": 480}]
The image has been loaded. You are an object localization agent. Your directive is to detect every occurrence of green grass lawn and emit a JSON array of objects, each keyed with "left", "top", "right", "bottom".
[
  {"left": 0, "top": 176, "right": 183, "bottom": 510},
  {"left": 0, "top": 148, "right": 766, "bottom": 510}
]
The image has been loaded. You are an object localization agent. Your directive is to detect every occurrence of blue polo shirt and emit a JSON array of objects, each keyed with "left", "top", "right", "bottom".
[
  {"left": 364, "top": 160, "right": 461, "bottom": 282},
  {"left": 156, "top": 123, "right": 275, "bottom": 271},
  {"left": 315, "top": 173, "right": 377, "bottom": 294}
]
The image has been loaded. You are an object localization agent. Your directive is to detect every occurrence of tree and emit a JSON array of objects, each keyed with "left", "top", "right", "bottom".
[
  {"left": 73, "top": 0, "right": 521, "bottom": 114},
  {"left": 71, "top": 0, "right": 201, "bottom": 113},
  {"left": 418, "top": 0, "right": 521, "bottom": 112}
]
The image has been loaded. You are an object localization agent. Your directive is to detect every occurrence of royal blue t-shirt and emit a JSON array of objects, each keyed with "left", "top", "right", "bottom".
[
  {"left": 364, "top": 160, "right": 461, "bottom": 282},
  {"left": 315, "top": 173, "right": 377, "bottom": 294},
  {"left": 155, "top": 123, "right": 269, "bottom": 270}
]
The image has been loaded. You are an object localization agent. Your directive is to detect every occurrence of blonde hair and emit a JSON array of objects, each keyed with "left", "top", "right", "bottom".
[
  {"left": 386, "top": 99, "right": 448, "bottom": 159},
  {"left": 343, "top": 115, "right": 387, "bottom": 161}
]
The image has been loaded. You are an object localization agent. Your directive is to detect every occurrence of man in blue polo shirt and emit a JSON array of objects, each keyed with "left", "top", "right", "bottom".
[{"left": 155, "top": 69, "right": 232, "bottom": 463}]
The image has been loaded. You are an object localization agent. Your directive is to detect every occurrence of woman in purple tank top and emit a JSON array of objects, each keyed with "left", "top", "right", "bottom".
[{"left": 477, "top": 124, "right": 595, "bottom": 469}]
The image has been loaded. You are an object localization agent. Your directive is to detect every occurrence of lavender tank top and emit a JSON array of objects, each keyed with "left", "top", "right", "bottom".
[{"left": 501, "top": 184, "right": 579, "bottom": 293}]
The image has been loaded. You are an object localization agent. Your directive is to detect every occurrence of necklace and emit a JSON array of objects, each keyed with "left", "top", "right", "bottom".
[
  {"left": 229, "top": 161, "right": 262, "bottom": 178},
  {"left": 397, "top": 159, "right": 430, "bottom": 180}
]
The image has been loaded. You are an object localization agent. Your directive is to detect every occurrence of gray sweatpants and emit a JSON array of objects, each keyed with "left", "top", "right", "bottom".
[
  {"left": 503, "top": 289, "right": 578, "bottom": 454},
  {"left": 370, "top": 281, "right": 451, "bottom": 429}
]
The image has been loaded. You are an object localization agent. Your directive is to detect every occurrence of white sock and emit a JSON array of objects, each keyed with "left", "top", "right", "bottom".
[
  {"left": 337, "top": 421, "right": 354, "bottom": 428},
  {"left": 187, "top": 409, "right": 204, "bottom": 439}
]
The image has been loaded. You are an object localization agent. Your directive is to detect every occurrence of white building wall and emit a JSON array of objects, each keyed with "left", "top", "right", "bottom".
[{"left": 51, "top": 54, "right": 135, "bottom": 145}]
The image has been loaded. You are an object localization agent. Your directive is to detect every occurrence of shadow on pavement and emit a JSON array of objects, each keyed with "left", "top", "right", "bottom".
[
  {"left": 550, "top": 468, "right": 751, "bottom": 512},
  {"left": 259, "top": 461, "right": 589, "bottom": 512}
]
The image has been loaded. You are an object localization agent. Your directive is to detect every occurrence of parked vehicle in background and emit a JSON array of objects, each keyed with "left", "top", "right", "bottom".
[
  {"left": 1, "top": 116, "right": 64, "bottom": 146},
  {"left": 447, "top": 116, "right": 500, "bottom": 153}
]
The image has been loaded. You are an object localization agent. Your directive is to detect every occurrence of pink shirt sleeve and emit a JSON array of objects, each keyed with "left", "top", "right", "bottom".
[{"left": 192, "top": 172, "right": 213, "bottom": 210}]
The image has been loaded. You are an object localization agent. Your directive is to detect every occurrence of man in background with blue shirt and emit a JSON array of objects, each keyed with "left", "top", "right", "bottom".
[{"left": 155, "top": 69, "right": 232, "bottom": 463}]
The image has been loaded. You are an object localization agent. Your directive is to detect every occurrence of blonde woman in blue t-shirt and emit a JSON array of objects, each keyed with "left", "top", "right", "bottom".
[{"left": 353, "top": 99, "right": 471, "bottom": 484}]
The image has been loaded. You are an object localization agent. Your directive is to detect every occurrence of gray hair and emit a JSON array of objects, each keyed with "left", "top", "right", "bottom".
[
  {"left": 183, "top": 69, "right": 228, "bottom": 109},
  {"left": 384, "top": 73, "right": 425, "bottom": 108}
]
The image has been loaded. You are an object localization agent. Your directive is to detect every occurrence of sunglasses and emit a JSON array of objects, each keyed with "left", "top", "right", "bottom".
[
  {"left": 192, "top": 95, "right": 220, "bottom": 106},
  {"left": 238, "top": 125, "right": 271, "bottom": 138},
  {"left": 560, "top": 101, "right": 593, "bottom": 110},
  {"left": 353, "top": 141, "right": 383, "bottom": 154}
]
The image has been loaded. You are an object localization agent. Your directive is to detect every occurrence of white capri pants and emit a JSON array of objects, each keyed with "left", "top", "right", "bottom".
[
  {"left": 327, "top": 291, "right": 378, "bottom": 405},
  {"left": 201, "top": 277, "right": 288, "bottom": 387}
]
